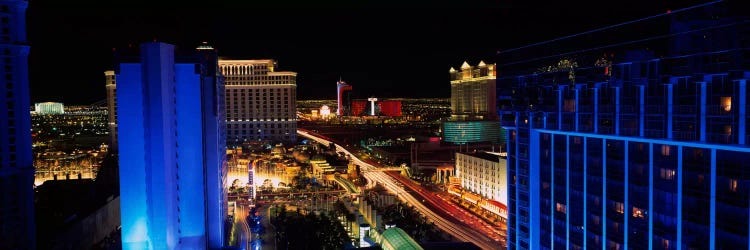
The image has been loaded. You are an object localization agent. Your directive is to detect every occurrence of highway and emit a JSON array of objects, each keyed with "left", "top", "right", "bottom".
[
  {"left": 298, "top": 129, "right": 502, "bottom": 250},
  {"left": 233, "top": 201, "right": 251, "bottom": 249}
]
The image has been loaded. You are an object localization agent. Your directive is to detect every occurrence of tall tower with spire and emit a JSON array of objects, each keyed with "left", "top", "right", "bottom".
[
  {"left": 336, "top": 78, "right": 353, "bottom": 116},
  {"left": 0, "top": 0, "right": 35, "bottom": 248}
]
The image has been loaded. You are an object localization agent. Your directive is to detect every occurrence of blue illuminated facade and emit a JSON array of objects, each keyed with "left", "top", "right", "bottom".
[
  {"left": 116, "top": 42, "right": 227, "bottom": 249},
  {"left": 501, "top": 5, "right": 750, "bottom": 250},
  {"left": 443, "top": 120, "right": 503, "bottom": 144},
  {"left": 0, "top": 0, "right": 35, "bottom": 249}
]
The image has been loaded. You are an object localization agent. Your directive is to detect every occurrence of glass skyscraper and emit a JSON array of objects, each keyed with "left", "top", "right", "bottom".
[
  {"left": 116, "top": 42, "right": 227, "bottom": 249},
  {"left": 501, "top": 4, "right": 750, "bottom": 249}
]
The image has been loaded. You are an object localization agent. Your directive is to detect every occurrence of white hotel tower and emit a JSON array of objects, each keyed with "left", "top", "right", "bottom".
[{"left": 219, "top": 59, "right": 297, "bottom": 145}]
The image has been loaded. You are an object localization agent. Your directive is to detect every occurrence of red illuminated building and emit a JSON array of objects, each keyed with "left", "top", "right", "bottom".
[{"left": 377, "top": 100, "right": 402, "bottom": 116}]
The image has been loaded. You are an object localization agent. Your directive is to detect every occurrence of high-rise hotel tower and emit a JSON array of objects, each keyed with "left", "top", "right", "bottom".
[
  {"left": 104, "top": 70, "right": 117, "bottom": 151},
  {"left": 116, "top": 42, "right": 227, "bottom": 249},
  {"left": 0, "top": 0, "right": 34, "bottom": 249},
  {"left": 501, "top": 4, "right": 750, "bottom": 249},
  {"left": 443, "top": 61, "right": 503, "bottom": 144},
  {"left": 219, "top": 59, "right": 297, "bottom": 145}
]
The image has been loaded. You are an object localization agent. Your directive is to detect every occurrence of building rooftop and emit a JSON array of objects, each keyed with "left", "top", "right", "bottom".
[
  {"left": 459, "top": 151, "right": 501, "bottom": 162},
  {"left": 379, "top": 227, "right": 423, "bottom": 250}
]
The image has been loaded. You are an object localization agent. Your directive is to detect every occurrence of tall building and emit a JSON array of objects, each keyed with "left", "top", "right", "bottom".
[
  {"left": 337, "top": 78, "right": 353, "bottom": 116},
  {"left": 450, "top": 61, "right": 497, "bottom": 121},
  {"left": 116, "top": 42, "right": 227, "bottom": 249},
  {"left": 34, "top": 102, "right": 64, "bottom": 114},
  {"left": 455, "top": 151, "right": 507, "bottom": 207},
  {"left": 377, "top": 100, "right": 402, "bottom": 117},
  {"left": 443, "top": 61, "right": 503, "bottom": 144},
  {"left": 501, "top": 5, "right": 750, "bottom": 249},
  {"left": 219, "top": 59, "right": 297, "bottom": 145},
  {"left": 0, "top": 0, "right": 35, "bottom": 249},
  {"left": 104, "top": 70, "right": 117, "bottom": 151}
]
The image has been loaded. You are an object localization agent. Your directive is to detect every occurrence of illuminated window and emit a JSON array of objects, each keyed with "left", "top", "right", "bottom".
[
  {"left": 662, "top": 239, "right": 670, "bottom": 249},
  {"left": 556, "top": 203, "right": 567, "bottom": 214},
  {"left": 632, "top": 207, "right": 645, "bottom": 219},
  {"left": 721, "top": 96, "right": 732, "bottom": 112},
  {"left": 661, "top": 145, "right": 671, "bottom": 156},
  {"left": 614, "top": 202, "right": 624, "bottom": 214},
  {"left": 730, "top": 179, "right": 738, "bottom": 192},
  {"left": 660, "top": 168, "right": 675, "bottom": 180}
]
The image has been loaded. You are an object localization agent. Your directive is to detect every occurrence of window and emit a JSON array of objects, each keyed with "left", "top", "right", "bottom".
[
  {"left": 660, "top": 168, "right": 675, "bottom": 180},
  {"left": 721, "top": 96, "right": 732, "bottom": 112},
  {"left": 556, "top": 203, "right": 567, "bottom": 214},
  {"left": 632, "top": 207, "right": 645, "bottom": 219},
  {"left": 661, "top": 145, "right": 671, "bottom": 156},
  {"left": 730, "top": 178, "right": 738, "bottom": 192},
  {"left": 614, "top": 201, "right": 624, "bottom": 214}
]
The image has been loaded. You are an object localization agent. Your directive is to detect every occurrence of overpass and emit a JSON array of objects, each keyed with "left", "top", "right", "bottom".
[
  {"left": 297, "top": 128, "right": 502, "bottom": 249},
  {"left": 334, "top": 176, "right": 360, "bottom": 195}
]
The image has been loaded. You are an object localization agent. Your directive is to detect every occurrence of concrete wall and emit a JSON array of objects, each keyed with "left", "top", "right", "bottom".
[{"left": 55, "top": 196, "right": 120, "bottom": 249}]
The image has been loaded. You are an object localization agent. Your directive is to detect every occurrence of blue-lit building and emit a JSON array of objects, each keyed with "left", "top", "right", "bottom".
[
  {"left": 501, "top": 4, "right": 750, "bottom": 250},
  {"left": 443, "top": 120, "right": 503, "bottom": 144},
  {"left": 0, "top": 0, "right": 35, "bottom": 249},
  {"left": 116, "top": 42, "right": 227, "bottom": 249}
]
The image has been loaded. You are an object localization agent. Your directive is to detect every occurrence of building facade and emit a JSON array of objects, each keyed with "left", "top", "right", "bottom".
[
  {"left": 450, "top": 61, "right": 497, "bottom": 121},
  {"left": 456, "top": 151, "right": 507, "bottom": 207},
  {"left": 337, "top": 79, "right": 353, "bottom": 116},
  {"left": 444, "top": 61, "right": 503, "bottom": 144},
  {"left": 219, "top": 59, "right": 297, "bottom": 145},
  {"left": 501, "top": 7, "right": 750, "bottom": 249},
  {"left": 443, "top": 121, "right": 503, "bottom": 144},
  {"left": 104, "top": 70, "right": 117, "bottom": 151},
  {"left": 34, "top": 102, "right": 64, "bottom": 114},
  {"left": 116, "top": 42, "right": 227, "bottom": 249},
  {"left": 0, "top": 0, "right": 35, "bottom": 248},
  {"left": 377, "top": 100, "right": 402, "bottom": 117}
]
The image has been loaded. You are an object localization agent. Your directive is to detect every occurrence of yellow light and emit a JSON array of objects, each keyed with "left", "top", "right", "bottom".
[{"left": 721, "top": 96, "right": 732, "bottom": 112}]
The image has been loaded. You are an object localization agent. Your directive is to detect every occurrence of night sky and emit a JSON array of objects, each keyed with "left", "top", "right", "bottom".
[{"left": 27, "top": 1, "right": 705, "bottom": 104}]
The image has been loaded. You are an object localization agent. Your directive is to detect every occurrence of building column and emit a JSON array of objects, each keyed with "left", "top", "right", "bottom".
[
  {"left": 559, "top": 86, "right": 564, "bottom": 130},
  {"left": 648, "top": 143, "right": 654, "bottom": 250},
  {"left": 677, "top": 146, "right": 683, "bottom": 250},
  {"left": 583, "top": 137, "right": 588, "bottom": 250},
  {"left": 624, "top": 141, "right": 629, "bottom": 249},
  {"left": 739, "top": 80, "right": 746, "bottom": 145},
  {"left": 615, "top": 87, "right": 621, "bottom": 135},
  {"left": 602, "top": 138, "right": 608, "bottom": 250},
  {"left": 566, "top": 136, "right": 570, "bottom": 250},
  {"left": 700, "top": 82, "right": 707, "bottom": 142},
  {"left": 667, "top": 84, "right": 674, "bottom": 139},
  {"left": 573, "top": 88, "right": 581, "bottom": 132},
  {"left": 550, "top": 134, "right": 555, "bottom": 249},
  {"left": 709, "top": 149, "right": 717, "bottom": 248},
  {"left": 639, "top": 85, "right": 645, "bottom": 137},
  {"left": 528, "top": 113, "right": 542, "bottom": 249},
  {"left": 594, "top": 87, "right": 599, "bottom": 133}
]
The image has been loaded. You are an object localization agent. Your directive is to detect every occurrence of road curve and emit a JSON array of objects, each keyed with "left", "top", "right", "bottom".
[{"left": 297, "top": 129, "right": 501, "bottom": 249}]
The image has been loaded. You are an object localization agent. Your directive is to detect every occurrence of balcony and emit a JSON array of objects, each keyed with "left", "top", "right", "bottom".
[
  {"left": 673, "top": 131, "right": 697, "bottom": 141},
  {"left": 646, "top": 105, "right": 666, "bottom": 114},
  {"left": 674, "top": 105, "right": 698, "bottom": 115},
  {"left": 705, "top": 105, "right": 733, "bottom": 116},
  {"left": 621, "top": 128, "right": 639, "bottom": 136},
  {"left": 598, "top": 105, "right": 615, "bottom": 113},
  {"left": 707, "top": 133, "right": 734, "bottom": 144},
  {"left": 645, "top": 129, "right": 665, "bottom": 138},
  {"left": 598, "top": 126, "right": 614, "bottom": 135}
]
